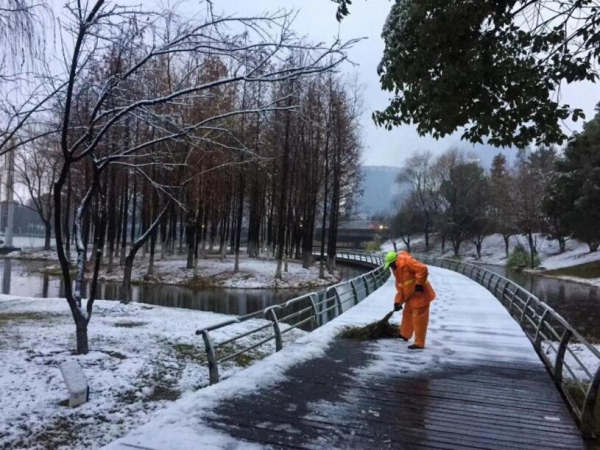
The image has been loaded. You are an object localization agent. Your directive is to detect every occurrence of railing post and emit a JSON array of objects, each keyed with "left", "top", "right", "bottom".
[
  {"left": 486, "top": 272, "right": 494, "bottom": 290},
  {"left": 493, "top": 275, "right": 502, "bottom": 297},
  {"left": 350, "top": 280, "right": 359, "bottom": 305},
  {"left": 469, "top": 265, "right": 476, "bottom": 279},
  {"left": 534, "top": 309, "right": 549, "bottom": 348},
  {"left": 520, "top": 295, "right": 532, "bottom": 324},
  {"left": 581, "top": 367, "right": 600, "bottom": 438},
  {"left": 266, "top": 308, "right": 283, "bottom": 352},
  {"left": 309, "top": 293, "right": 320, "bottom": 328},
  {"left": 554, "top": 329, "right": 572, "bottom": 384},
  {"left": 500, "top": 280, "right": 510, "bottom": 305},
  {"left": 508, "top": 287, "right": 518, "bottom": 313},
  {"left": 332, "top": 287, "right": 343, "bottom": 316},
  {"left": 364, "top": 274, "right": 371, "bottom": 296},
  {"left": 461, "top": 263, "right": 468, "bottom": 275},
  {"left": 201, "top": 331, "right": 219, "bottom": 385}
]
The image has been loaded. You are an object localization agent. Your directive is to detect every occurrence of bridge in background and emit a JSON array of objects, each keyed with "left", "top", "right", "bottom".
[{"left": 106, "top": 253, "right": 599, "bottom": 450}]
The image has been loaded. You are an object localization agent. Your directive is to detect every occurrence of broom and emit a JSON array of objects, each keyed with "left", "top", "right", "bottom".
[
  {"left": 339, "top": 306, "right": 402, "bottom": 341},
  {"left": 339, "top": 292, "right": 416, "bottom": 341}
]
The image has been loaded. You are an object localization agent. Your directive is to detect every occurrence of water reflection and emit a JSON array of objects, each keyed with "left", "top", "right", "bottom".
[
  {"left": 480, "top": 264, "right": 600, "bottom": 341},
  {"left": 0, "top": 259, "right": 366, "bottom": 317}
]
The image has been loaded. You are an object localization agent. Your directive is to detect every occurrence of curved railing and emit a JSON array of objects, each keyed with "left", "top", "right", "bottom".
[
  {"left": 421, "top": 255, "right": 600, "bottom": 438},
  {"left": 195, "top": 251, "right": 390, "bottom": 385}
]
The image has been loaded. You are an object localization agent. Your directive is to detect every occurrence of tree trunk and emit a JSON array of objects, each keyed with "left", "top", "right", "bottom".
[
  {"left": 43, "top": 221, "right": 52, "bottom": 251},
  {"left": 503, "top": 234, "right": 510, "bottom": 258},
  {"left": 234, "top": 165, "right": 245, "bottom": 273},
  {"left": 558, "top": 237, "right": 566, "bottom": 253},
  {"left": 275, "top": 98, "right": 293, "bottom": 279},
  {"left": 186, "top": 210, "right": 196, "bottom": 270},
  {"left": 452, "top": 240, "right": 460, "bottom": 257},
  {"left": 75, "top": 319, "right": 89, "bottom": 355},
  {"left": 122, "top": 204, "right": 169, "bottom": 303},
  {"left": 527, "top": 232, "right": 536, "bottom": 269},
  {"left": 123, "top": 255, "right": 134, "bottom": 303},
  {"left": 120, "top": 176, "right": 129, "bottom": 266},
  {"left": 147, "top": 229, "right": 157, "bottom": 276}
]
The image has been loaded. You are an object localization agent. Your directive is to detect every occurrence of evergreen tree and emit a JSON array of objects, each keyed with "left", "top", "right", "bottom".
[{"left": 545, "top": 107, "right": 600, "bottom": 252}]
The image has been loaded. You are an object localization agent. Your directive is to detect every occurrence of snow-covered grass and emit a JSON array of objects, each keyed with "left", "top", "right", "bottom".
[
  {"left": 1, "top": 247, "right": 61, "bottom": 261},
  {"left": 0, "top": 296, "right": 303, "bottom": 449},
  {"left": 22, "top": 251, "right": 341, "bottom": 290},
  {"left": 385, "top": 233, "right": 600, "bottom": 285},
  {"left": 98, "top": 255, "right": 340, "bottom": 289}
]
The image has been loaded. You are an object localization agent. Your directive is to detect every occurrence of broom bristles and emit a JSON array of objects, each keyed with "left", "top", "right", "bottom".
[{"left": 338, "top": 314, "right": 399, "bottom": 341}]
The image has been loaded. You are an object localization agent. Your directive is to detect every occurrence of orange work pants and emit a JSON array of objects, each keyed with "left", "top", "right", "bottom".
[{"left": 400, "top": 302, "right": 430, "bottom": 348}]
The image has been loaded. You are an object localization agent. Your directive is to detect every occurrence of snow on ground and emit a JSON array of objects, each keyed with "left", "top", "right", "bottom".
[
  {"left": 105, "top": 267, "right": 554, "bottom": 450},
  {"left": 0, "top": 296, "right": 303, "bottom": 449},
  {"left": 22, "top": 251, "right": 340, "bottom": 290},
  {"left": 95, "top": 255, "right": 340, "bottom": 289},
  {"left": 541, "top": 341, "right": 600, "bottom": 388},
  {"left": 388, "top": 233, "right": 600, "bottom": 268},
  {"left": 1, "top": 247, "right": 62, "bottom": 261},
  {"left": 551, "top": 275, "right": 600, "bottom": 289}
]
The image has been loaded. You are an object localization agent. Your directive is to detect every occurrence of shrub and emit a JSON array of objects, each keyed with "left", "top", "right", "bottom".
[
  {"left": 507, "top": 245, "right": 541, "bottom": 268},
  {"left": 365, "top": 241, "right": 381, "bottom": 252}
]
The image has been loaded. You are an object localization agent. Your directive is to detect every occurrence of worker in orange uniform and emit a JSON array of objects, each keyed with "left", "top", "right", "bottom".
[{"left": 384, "top": 251, "right": 436, "bottom": 350}]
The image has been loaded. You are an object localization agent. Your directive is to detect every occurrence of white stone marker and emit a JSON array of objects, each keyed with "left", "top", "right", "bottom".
[{"left": 59, "top": 361, "right": 89, "bottom": 407}]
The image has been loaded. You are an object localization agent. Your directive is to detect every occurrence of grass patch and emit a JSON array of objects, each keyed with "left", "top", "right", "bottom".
[
  {"left": 102, "top": 350, "right": 127, "bottom": 360},
  {"left": 546, "top": 260, "right": 600, "bottom": 279},
  {"left": 507, "top": 245, "right": 541, "bottom": 268},
  {"left": 40, "top": 265, "right": 74, "bottom": 276},
  {"left": 339, "top": 321, "right": 399, "bottom": 341},
  {"left": 113, "top": 321, "right": 148, "bottom": 328},
  {"left": 0, "top": 312, "right": 60, "bottom": 323},
  {"left": 173, "top": 343, "right": 206, "bottom": 363},
  {"left": 148, "top": 385, "right": 180, "bottom": 402},
  {"left": 11, "top": 416, "right": 76, "bottom": 450}
]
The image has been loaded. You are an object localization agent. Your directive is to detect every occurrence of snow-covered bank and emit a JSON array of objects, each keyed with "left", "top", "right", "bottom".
[
  {"left": 1, "top": 247, "right": 61, "bottom": 261},
  {"left": 0, "top": 296, "right": 303, "bottom": 449},
  {"left": 94, "top": 256, "right": 340, "bottom": 289},
  {"left": 387, "top": 233, "right": 600, "bottom": 268},
  {"left": 385, "top": 233, "right": 600, "bottom": 285},
  {"left": 15, "top": 250, "right": 342, "bottom": 290}
]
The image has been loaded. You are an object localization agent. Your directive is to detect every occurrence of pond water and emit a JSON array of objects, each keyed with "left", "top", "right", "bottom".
[
  {"left": 0, "top": 259, "right": 368, "bottom": 316},
  {"left": 480, "top": 264, "right": 600, "bottom": 341}
]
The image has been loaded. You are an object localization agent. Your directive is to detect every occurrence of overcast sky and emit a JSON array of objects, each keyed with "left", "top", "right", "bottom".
[
  {"left": 44, "top": 0, "right": 600, "bottom": 167},
  {"left": 225, "top": 0, "right": 600, "bottom": 167}
]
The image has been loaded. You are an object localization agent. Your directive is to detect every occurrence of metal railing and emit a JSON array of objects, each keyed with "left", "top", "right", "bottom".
[
  {"left": 195, "top": 251, "right": 390, "bottom": 385},
  {"left": 421, "top": 255, "right": 600, "bottom": 438}
]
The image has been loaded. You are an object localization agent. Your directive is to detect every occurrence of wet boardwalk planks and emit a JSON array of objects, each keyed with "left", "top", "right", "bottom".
[{"left": 107, "top": 267, "right": 588, "bottom": 450}]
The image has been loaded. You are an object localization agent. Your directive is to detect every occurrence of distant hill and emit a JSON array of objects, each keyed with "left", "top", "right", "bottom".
[{"left": 355, "top": 166, "right": 403, "bottom": 218}]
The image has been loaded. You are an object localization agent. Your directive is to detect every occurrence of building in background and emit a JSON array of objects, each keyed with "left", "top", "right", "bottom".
[{"left": 355, "top": 166, "right": 404, "bottom": 219}]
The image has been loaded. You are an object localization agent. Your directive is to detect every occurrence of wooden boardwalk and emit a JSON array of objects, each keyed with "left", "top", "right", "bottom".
[{"left": 107, "top": 267, "right": 588, "bottom": 450}]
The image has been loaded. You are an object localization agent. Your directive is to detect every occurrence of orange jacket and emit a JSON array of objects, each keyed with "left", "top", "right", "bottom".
[{"left": 392, "top": 251, "right": 436, "bottom": 308}]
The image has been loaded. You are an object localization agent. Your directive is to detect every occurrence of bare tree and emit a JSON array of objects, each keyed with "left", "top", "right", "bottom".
[
  {"left": 46, "top": 2, "right": 352, "bottom": 354},
  {"left": 14, "top": 136, "right": 59, "bottom": 249}
]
